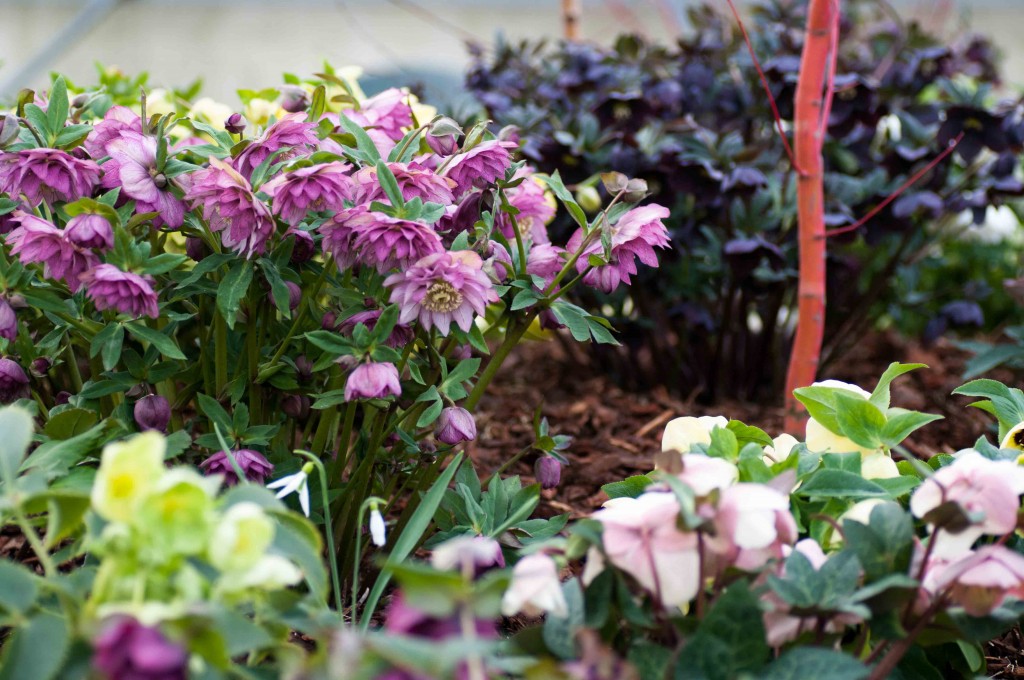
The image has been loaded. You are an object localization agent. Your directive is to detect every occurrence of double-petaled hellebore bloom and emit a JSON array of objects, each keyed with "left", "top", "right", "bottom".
[
  {"left": 435, "top": 406, "right": 477, "bottom": 445},
  {"left": 344, "top": 361, "right": 401, "bottom": 401},
  {"left": 932, "top": 545, "right": 1024, "bottom": 617},
  {"left": 7, "top": 211, "right": 97, "bottom": 290},
  {"left": 566, "top": 204, "right": 671, "bottom": 294},
  {"left": 0, "top": 148, "right": 101, "bottom": 205},
  {"left": 134, "top": 394, "right": 171, "bottom": 432},
  {"left": 350, "top": 211, "right": 444, "bottom": 273},
  {"left": 441, "top": 139, "right": 515, "bottom": 197},
  {"left": 92, "top": 616, "right": 188, "bottom": 680},
  {"left": 80, "top": 264, "right": 160, "bottom": 319},
  {"left": 709, "top": 483, "right": 798, "bottom": 571},
  {"left": 184, "top": 157, "right": 275, "bottom": 258},
  {"left": 263, "top": 161, "right": 355, "bottom": 225},
  {"left": 0, "top": 298, "right": 16, "bottom": 342},
  {"left": 200, "top": 448, "right": 274, "bottom": 486},
  {"left": 385, "top": 250, "right": 498, "bottom": 336},
  {"left": 233, "top": 112, "right": 319, "bottom": 179},
  {"left": 65, "top": 213, "right": 114, "bottom": 251},
  {"left": 0, "top": 358, "right": 29, "bottom": 403}
]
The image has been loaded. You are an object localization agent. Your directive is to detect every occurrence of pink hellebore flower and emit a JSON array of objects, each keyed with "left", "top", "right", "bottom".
[
  {"left": 84, "top": 105, "right": 142, "bottom": 159},
  {"left": 710, "top": 483, "right": 797, "bottom": 571},
  {"left": 7, "top": 212, "right": 97, "bottom": 290},
  {"left": 233, "top": 112, "right": 319, "bottom": 179},
  {"left": 344, "top": 362, "right": 401, "bottom": 401},
  {"left": 184, "top": 157, "right": 275, "bottom": 257},
  {"left": 350, "top": 212, "right": 443, "bottom": 273},
  {"left": 342, "top": 88, "right": 414, "bottom": 142},
  {"left": 0, "top": 148, "right": 100, "bottom": 206},
  {"left": 262, "top": 161, "right": 355, "bottom": 225},
  {"left": 501, "top": 552, "right": 568, "bottom": 618},
  {"left": 526, "top": 243, "right": 566, "bottom": 289},
  {"left": 566, "top": 204, "right": 671, "bottom": 294},
  {"left": 103, "top": 132, "right": 186, "bottom": 228},
  {"left": 385, "top": 250, "right": 497, "bottom": 336},
  {"left": 350, "top": 162, "right": 456, "bottom": 206},
  {"left": 910, "top": 450, "right": 1024, "bottom": 558},
  {"left": 80, "top": 264, "right": 160, "bottom": 319},
  {"left": 199, "top": 448, "right": 274, "bottom": 486},
  {"left": 677, "top": 453, "right": 739, "bottom": 497},
  {"left": 933, "top": 546, "right": 1024, "bottom": 617},
  {"left": 593, "top": 491, "right": 700, "bottom": 607},
  {"left": 495, "top": 168, "right": 555, "bottom": 244},
  {"left": 442, "top": 140, "right": 515, "bottom": 197},
  {"left": 65, "top": 213, "right": 114, "bottom": 250},
  {"left": 318, "top": 205, "right": 368, "bottom": 270}
]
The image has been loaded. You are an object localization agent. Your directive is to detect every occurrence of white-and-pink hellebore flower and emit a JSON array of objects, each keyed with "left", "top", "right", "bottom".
[
  {"left": 677, "top": 453, "right": 739, "bottom": 497},
  {"left": 709, "top": 483, "right": 797, "bottom": 571},
  {"left": 932, "top": 546, "right": 1024, "bottom": 617},
  {"left": 593, "top": 492, "right": 700, "bottom": 607},
  {"left": 501, "top": 553, "right": 567, "bottom": 618},
  {"left": 910, "top": 449, "right": 1024, "bottom": 559}
]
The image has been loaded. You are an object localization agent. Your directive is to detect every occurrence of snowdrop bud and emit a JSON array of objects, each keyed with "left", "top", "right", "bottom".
[
  {"left": 535, "top": 456, "right": 563, "bottom": 490},
  {"left": 369, "top": 505, "right": 386, "bottom": 547},
  {"left": 133, "top": 394, "right": 170, "bottom": 433}
]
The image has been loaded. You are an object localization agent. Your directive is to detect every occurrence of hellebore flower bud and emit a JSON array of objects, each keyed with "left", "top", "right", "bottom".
[
  {"left": 280, "top": 86, "right": 310, "bottom": 113},
  {"left": 287, "top": 229, "right": 315, "bottom": 265},
  {"left": 0, "top": 358, "right": 29, "bottom": 403},
  {"left": 55, "top": 390, "right": 71, "bottom": 405},
  {"left": 267, "top": 281, "right": 301, "bottom": 312},
  {"left": 0, "top": 116, "right": 21, "bottom": 148},
  {"left": 65, "top": 213, "right": 114, "bottom": 250},
  {"left": 435, "top": 406, "right": 476, "bottom": 445},
  {"left": 281, "top": 393, "right": 310, "bottom": 421},
  {"left": 344, "top": 362, "right": 401, "bottom": 401},
  {"left": 30, "top": 357, "right": 50, "bottom": 377},
  {"left": 185, "top": 236, "right": 208, "bottom": 262},
  {"left": 294, "top": 355, "right": 313, "bottom": 383},
  {"left": 200, "top": 448, "right": 274, "bottom": 485},
  {"left": 575, "top": 186, "right": 602, "bottom": 213},
  {"left": 426, "top": 116, "right": 462, "bottom": 156},
  {"left": 224, "top": 113, "right": 246, "bottom": 135},
  {"left": 134, "top": 394, "right": 170, "bottom": 433},
  {"left": 322, "top": 310, "right": 339, "bottom": 331},
  {"left": 535, "top": 456, "right": 563, "bottom": 490},
  {"left": 0, "top": 298, "right": 17, "bottom": 342}
]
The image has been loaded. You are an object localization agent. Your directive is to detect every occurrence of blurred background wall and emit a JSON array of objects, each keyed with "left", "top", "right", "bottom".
[{"left": 1, "top": 0, "right": 1022, "bottom": 106}]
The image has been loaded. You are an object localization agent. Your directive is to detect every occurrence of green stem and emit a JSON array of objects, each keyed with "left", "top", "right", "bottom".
[
  {"left": 267, "top": 257, "right": 334, "bottom": 369},
  {"left": 481, "top": 444, "right": 532, "bottom": 488},
  {"left": 329, "top": 401, "right": 358, "bottom": 485},
  {"left": 296, "top": 451, "right": 343, "bottom": 614},
  {"left": 464, "top": 317, "right": 532, "bottom": 410},
  {"left": 12, "top": 505, "right": 56, "bottom": 578},
  {"left": 215, "top": 312, "right": 228, "bottom": 396},
  {"left": 311, "top": 370, "right": 345, "bottom": 455},
  {"left": 63, "top": 343, "right": 83, "bottom": 393}
]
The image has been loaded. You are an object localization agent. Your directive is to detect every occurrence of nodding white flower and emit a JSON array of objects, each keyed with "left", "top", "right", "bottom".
[
  {"left": 661, "top": 415, "right": 729, "bottom": 455},
  {"left": 267, "top": 463, "right": 313, "bottom": 517},
  {"left": 369, "top": 505, "right": 386, "bottom": 547},
  {"left": 501, "top": 552, "right": 568, "bottom": 618},
  {"left": 764, "top": 433, "right": 800, "bottom": 464}
]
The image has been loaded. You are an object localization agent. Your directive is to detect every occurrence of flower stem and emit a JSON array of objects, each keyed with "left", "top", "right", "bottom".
[
  {"left": 296, "top": 451, "right": 343, "bottom": 614},
  {"left": 464, "top": 316, "right": 533, "bottom": 411}
]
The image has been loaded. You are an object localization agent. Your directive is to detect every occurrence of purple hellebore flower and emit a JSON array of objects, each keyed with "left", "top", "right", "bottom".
[
  {"left": 535, "top": 456, "right": 563, "bottom": 490},
  {"left": 294, "top": 355, "right": 313, "bottom": 383},
  {"left": 350, "top": 161, "right": 456, "bottom": 206},
  {"left": 64, "top": 213, "right": 114, "bottom": 250},
  {"left": 344, "top": 361, "right": 401, "bottom": 401},
  {"left": 102, "top": 131, "right": 186, "bottom": 228},
  {"left": 339, "top": 309, "right": 414, "bottom": 348},
  {"left": 496, "top": 168, "right": 555, "bottom": 243},
  {"left": 184, "top": 157, "right": 275, "bottom": 258},
  {"left": 287, "top": 228, "right": 315, "bottom": 264},
  {"left": 279, "top": 85, "right": 310, "bottom": 113},
  {"left": 233, "top": 112, "right": 319, "bottom": 179},
  {"left": 0, "top": 358, "right": 29, "bottom": 403},
  {"left": 134, "top": 394, "right": 171, "bottom": 432},
  {"left": 435, "top": 406, "right": 476, "bottom": 445},
  {"left": 6, "top": 211, "right": 97, "bottom": 290},
  {"left": 342, "top": 88, "right": 414, "bottom": 142},
  {"left": 566, "top": 204, "right": 672, "bottom": 294},
  {"left": 84, "top": 105, "right": 142, "bottom": 159},
  {"left": 385, "top": 250, "right": 498, "bottom": 336},
  {"left": 0, "top": 298, "right": 16, "bottom": 342},
  {"left": 385, "top": 592, "right": 496, "bottom": 640},
  {"left": 526, "top": 243, "right": 567, "bottom": 289},
  {"left": 0, "top": 148, "right": 101, "bottom": 206},
  {"left": 318, "top": 205, "right": 368, "bottom": 271},
  {"left": 350, "top": 211, "right": 444, "bottom": 273},
  {"left": 262, "top": 161, "right": 355, "bottom": 225},
  {"left": 80, "top": 263, "right": 160, "bottom": 319},
  {"left": 436, "top": 190, "right": 483, "bottom": 239},
  {"left": 92, "top": 616, "right": 188, "bottom": 680},
  {"left": 441, "top": 139, "right": 515, "bottom": 198},
  {"left": 185, "top": 236, "right": 208, "bottom": 261},
  {"left": 224, "top": 113, "right": 246, "bottom": 135},
  {"left": 31, "top": 357, "right": 50, "bottom": 376},
  {"left": 199, "top": 448, "right": 274, "bottom": 485},
  {"left": 281, "top": 394, "right": 310, "bottom": 421}
]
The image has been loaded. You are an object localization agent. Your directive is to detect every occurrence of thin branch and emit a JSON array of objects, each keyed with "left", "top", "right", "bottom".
[
  {"left": 724, "top": 0, "right": 800, "bottom": 171},
  {"left": 818, "top": 0, "right": 842, "bottom": 136},
  {"left": 824, "top": 132, "right": 964, "bottom": 238}
]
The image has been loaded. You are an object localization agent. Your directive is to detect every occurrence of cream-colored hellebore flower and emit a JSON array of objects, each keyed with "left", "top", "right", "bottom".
[
  {"left": 245, "top": 98, "right": 285, "bottom": 126},
  {"left": 189, "top": 97, "right": 234, "bottom": 129},
  {"left": 861, "top": 452, "right": 900, "bottom": 479},
  {"left": 678, "top": 453, "right": 738, "bottom": 496},
  {"left": 804, "top": 380, "right": 898, "bottom": 478},
  {"left": 764, "top": 433, "right": 800, "bottom": 464},
  {"left": 830, "top": 498, "right": 886, "bottom": 546},
  {"left": 142, "top": 88, "right": 175, "bottom": 117},
  {"left": 136, "top": 468, "right": 219, "bottom": 557},
  {"left": 661, "top": 415, "right": 729, "bottom": 454},
  {"left": 224, "top": 554, "right": 303, "bottom": 592},
  {"left": 501, "top": 552, "right": 568, "bottom": 618},
  {"left": 209, "top": 502, "right": 276, "bottom": 573},
  {"left": 91, "top": 431, "right": 167, "bottom": 524}
]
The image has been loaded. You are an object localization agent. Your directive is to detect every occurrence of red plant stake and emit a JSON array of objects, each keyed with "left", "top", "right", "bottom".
[{"left": 783, "top": 0, "right": 840, "bottom": 432}]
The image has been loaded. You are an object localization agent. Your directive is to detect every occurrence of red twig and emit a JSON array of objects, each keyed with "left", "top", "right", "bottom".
[
  {"left": 818, "top": 0, "right": 842, "bottom": 136},
  {"left": 824, "top": 132, "right": 964, "bottom": 238},
  {"left": 724, "top": 0, "right": 800, "bottom": 172}
]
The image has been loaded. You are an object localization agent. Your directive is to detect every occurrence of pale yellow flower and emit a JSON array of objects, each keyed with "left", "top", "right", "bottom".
[{"left": 91, "top": 431, "right": 167, "bottom": 524}]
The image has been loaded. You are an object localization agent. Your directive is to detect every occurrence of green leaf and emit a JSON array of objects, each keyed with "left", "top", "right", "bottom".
[
  {"left": 43, "top": 492, "right": 91, "bottom": 547},
  {"left": 0, "top": 561, "right": 39, "bottom": 615},
  {"left": 46, "top": 77, "right": 69, "bottom": 140},
  {"left": 758, "top": 648, "right": 868, "bottom": 680},
  {"left": 726, "top": 421, "right": 774, "bottom": 448},
  {"left": 375, "top": 159, "right": 406, "bottom": 209},
  {"left": 0, "top": 406, "right": 34, "bottom": 484},
  {"left": 797, "top": 469, "right": 889, "bottom": 500},
  {"left": 361, "top": 453, "right": 464, "bottom": 630},
  {"left": 601, "top": 474, "right": 652, "bottom": 499},
  {"left": 338, "top": 113, "right": 382, "bottom": 163},
  {"left": 870, "top": 362, "right": 926, "bottom": 410},
  {"left": 677, "top": 582, "right": 769, "bottom": 680},
  {"left": 43, "top": 408, "right": 97, "bottom": 440},
  {"left": 880, "top": 411, "right": 943, "bottom": 448},
  {"left": 125, "top": 322, "right": 186, "bottom": 361},
  {"left": 0, "top": 612, "right": 69, "bottom": 680},
  {"left": 542, "top": 578, "right": 584, "bottom": 660},
  {"left": 216, "top": 260, "right": 253, "bottom": 329},
  {"left": 209, "top": 608, "right": 274, "bottom": 657},
  {"left": 707, "top": 426, "right": 739, "bottom": 460},
  {"left": 842, "top": 501, "right": 913, "bottom": 581},
  {"left": 833, "top": 391, "right": 885, "bottom": 449},
  {"left": 197, "top": 393, "right": 233, "bottom": 435},
  {"left": 268, "top": 509, "right": 327, "bottom": 602},
  {"left": 953, "top": 379, "right": 1024, "bottom": 440},
  {"left": 541, "top": 170, "right": 587, "bottom": 229},
  {"left": 793, "top": 386, "right": 842, "bottom": 433}
]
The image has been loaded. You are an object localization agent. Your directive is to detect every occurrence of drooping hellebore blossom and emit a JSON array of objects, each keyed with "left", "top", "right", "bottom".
[
  {"left": 232, "top": 112, "right": 319, "bottom": 179},
  {"left": 431, "top": 535, "right": 505, "bottom": 575},
  {"left": 339, "top": 309, "right": 414, "bottom": 349},
  {"left": 593, "top": 491, "right": 700, "bottom": 607},
  {"left": 199, "top": 448, "right": 274, "bottom": 486},
  {"left": 7, "top": 211, "right": 98, "bottom": 290},
  {"left": 91, "top": 431, "right": 167, "bottom": 524},
  {"left": 80, "top": 264, "right": 160, "bottom": 319},
  {"left": 91, "top": 616, "right": 188, "bottom": 680},
  {"left": 0, "top": 358, "right": 29, "bottom": 403},
  {"left": 0, "top": 298, "right": 16, "bottom": 342},
  {"left": 932, "top": 545, "right": 1024, "bottom": 616},
  {"left": 350, "top": 211, "right": 444, "bottom": 273},
  {"left": 342, "top": 88, "right": 414, "bottom": 142},
  {"left": 435, "top": 406, "right": 477, "bottom": 445},
  {"left": 677, "top": 453, "right": 739, "bottom": 497},
  {"left": 709, "top": 483, "right": 798, "bottom": 571},
  {"left": 224, "top": 113, "right": 246, "bottom": 135},
  {"left": 0, "top": 148, "right": 101, "bottom": 205},
  {"left": 442, "top": 139, "right": 515, "bottom": 197},
  {"left": 84, "top": 105, "right": 142, "bottom": 158},
  {"left": 208, "top": 501, "right": 275, "bottom": 573},
  {"left": 64, "top": 213, "right": 114, "bottom": 250},
  {"left": 661, "top": 415, "right": 728, "bottom": 454},
  {"left": 345, "top": 361, "right": 401, "bottom": 401},
  {"left": 350, "top": 162, "right": 456, "bottom": 206},
  {"left": 535, "top": 456, "right": 563, "bottom": 489},
  {"left": 134, "top": 394, "right": 171, "bottom": 432},
  {"left": 804, "top": 379, "right": 899, "bottom": 479},
  {"left": 910, "top": 449, "right": 1024, "bottom": 558},
  {"left": 184, "top": 156, "right": 275, "bottom": 257},
  {"left": 501, "top": 552, "right": 569, "bottom": 617},
  {"left": 262, "top": 161, "right": 355, "bottom": 225},
  {"left": 135, "top": 468, "right": 219, "bottom": 557},
  {"left": 566, "top": 204, "right": 671, "bottom": 294},
  {"left": 495, "top": 168, "right": 556, "bottom": 243},
  {"left": 385, "top": 250, "right": 498, "bottom": 336},
  {"left": 103, "top": 131, "right": 186, "bottom": 227}
]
